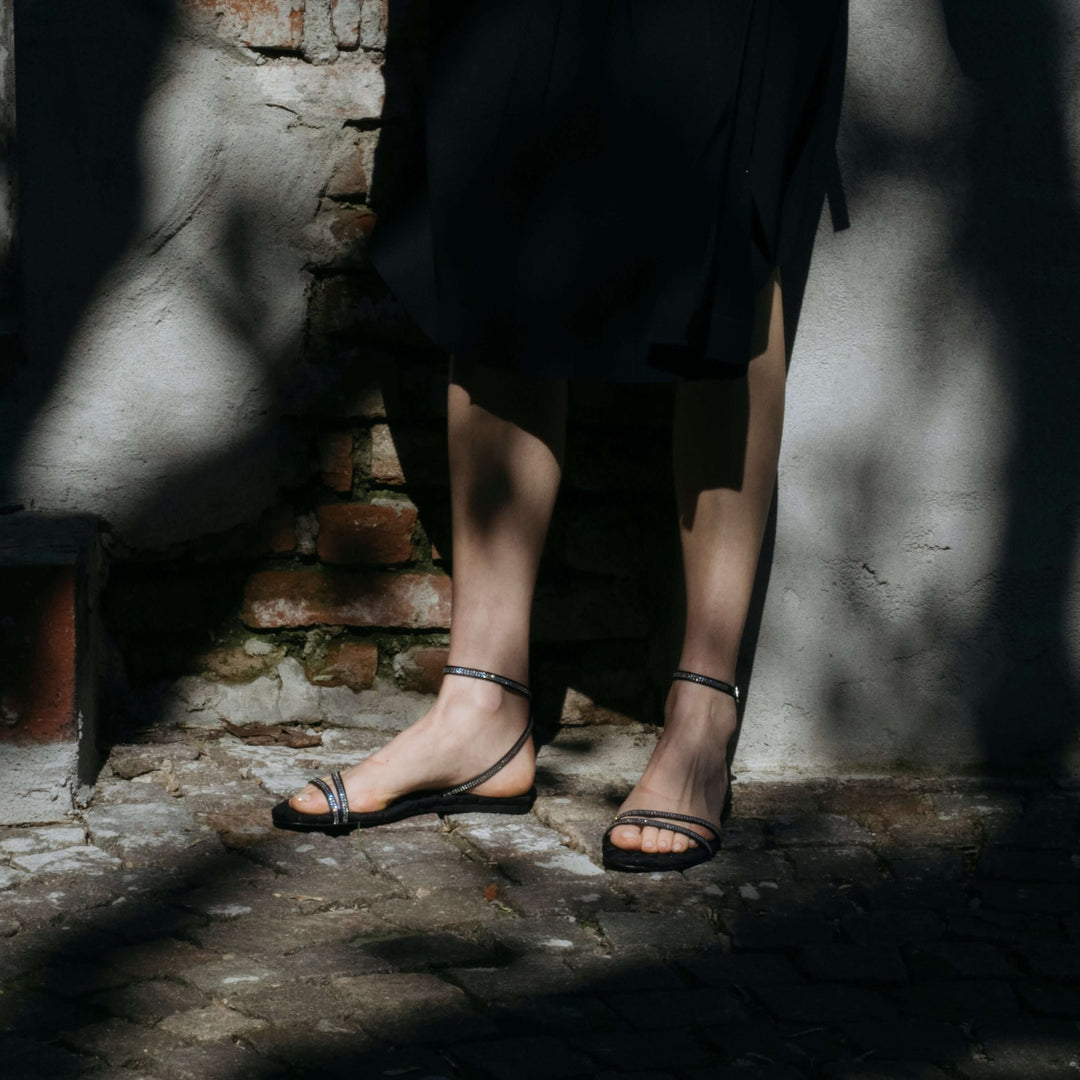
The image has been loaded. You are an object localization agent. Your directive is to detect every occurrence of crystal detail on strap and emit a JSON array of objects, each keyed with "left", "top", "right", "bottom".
[
  {"left": 672, "top": 668, "right": 740, "bottom": 703},
  {"left": 309, "top": 776, "right": 344, "bottom": 825}
]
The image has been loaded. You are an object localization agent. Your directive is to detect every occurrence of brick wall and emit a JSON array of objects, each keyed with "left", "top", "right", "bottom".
[{"left": 98, "top": 0, "right": 687, "bottom": 740}]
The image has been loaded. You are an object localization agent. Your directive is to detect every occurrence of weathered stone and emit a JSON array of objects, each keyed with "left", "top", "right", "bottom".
[
  {"left": 361, "top": 828, "right": 496, "bottom": 891},
  {"left": 451, "top": 815, "right": 604, "bottom": 882},
  {"left": 786, "top": 845, "right": 884, "bottom": 883},
  {"left": 729, "top": 912, "right": 837, "bottom": 949},
  {"left": 895, "top": 980, "right": 1019, "bottom": 1020},
  {"left": 768, "top": 814, "right": 874, "bottom": 846},
  {"left": 497, "top": 882, "right": 630, "bottom": 919},
  {"left": 1016, "top": 981, "right": 1080, "bottom": 1017},
  {"left": 0, "top": 824, "right": 87, "bottom": 854},
  {"left": 448, "top": 1036, "right": 596, "bottom": 1080},
  {"left": 754, "top": 984, "right": 897, "bottom": 1023},
  {"left": 482, "top": 915, "right": 600, "bottom": 957},
  {"left": 90, "top": 979, "right": 208, "bottom": 1022},
  {"left": 798, "top": 944, "right": 908, "bottom": 984},
  {"left": 604, "top": 987, "right": 746, "bottom": 1029},
  {"left": 570, "top": 1030, "right": 717, "bottom": 1072},
  {"left": 10, "top": 844, "right": 122, "bottom": 875},
  {"left": 843, "top": 908, "right": 945, "bottom": 945},
  {"left": 596, "top": 911, "right": 717, "bottom": 955},
  {"left": 446, "top": 957, "right": 575, "bottom": 1001},
  {"left": 330, "top": 973, "right": 470, "bottom": 1039},
  {"left": 158, "top": 1003, "right": 267, "bottom": 1042},
  {"left": 842, "top": 1020, "right": 969, "bottom": 1063},
  {"left": 83, "top": 802, "right": 219, "bottom": 867},
  {"left": 63, "top": 1018, "right": 174, "bottom": 1067},
  {"left": 976, "top": 847, "right": 1078, "bottom": 882},
  {"left": 905, "top": 942, "right": 1017, "bottom": 980},
  {"left": 106, "top": 937, "right": 220, "bottom": 979},
  {"left": 679, "top": 951, "right": 805, "bottom": 987}
]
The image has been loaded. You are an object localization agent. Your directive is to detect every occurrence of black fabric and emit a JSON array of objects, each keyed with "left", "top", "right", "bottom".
[{"left": 367, "top": 0, "right": 849, "bottom": 383}]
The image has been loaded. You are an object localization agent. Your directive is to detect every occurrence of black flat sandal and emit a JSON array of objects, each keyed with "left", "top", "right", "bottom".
[
  {"left": 271, "top": 665, "right": 536, "bottom": 832},
  {"left": 602, "top": 669, "right": 737, "bottom": 873}
]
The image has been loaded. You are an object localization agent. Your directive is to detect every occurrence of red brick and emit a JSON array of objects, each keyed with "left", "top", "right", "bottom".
[
  {"left": 316, "top": 502, "right": 416, "bottom": 565},
  {"left": 317, "top": 432, "right": 354, "bottom": 493},
  {"left": 184, "top": 0, "right": 305, "bottom": 50},
  {"left": 392, "top": 645, "right": 449, "bottom": 693},
  {"left": 305, "top": 640, "right": 377, "bottom": 690},
  {"left": 0, "top": 567, "right": 77, "bottom": 743},
  {"left": 304, "top": 207, "right": 377, "bottom": 269},
  {"left": 243, "top": 569, "right": 451, "bottom": 629}
]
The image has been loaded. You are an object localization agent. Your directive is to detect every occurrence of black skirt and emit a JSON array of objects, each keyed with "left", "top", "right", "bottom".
[{"left": 367, "top": 0, "right": 848, "bottom": 382}]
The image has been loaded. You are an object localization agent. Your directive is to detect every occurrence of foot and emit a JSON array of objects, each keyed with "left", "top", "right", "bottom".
[
  {"left": 608, "top": 678, "right": 735, "bottom": 854},
  {"left": 287, "top": 671, "right": 535, "bottom": 816}
]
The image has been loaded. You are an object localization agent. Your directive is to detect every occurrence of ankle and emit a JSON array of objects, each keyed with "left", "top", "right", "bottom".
[
  {"left": 663, "top": 682, "right": 738, "bottom": 745},
  {"left": 436, "top": 673, "right": 530, "bottom": 725}
]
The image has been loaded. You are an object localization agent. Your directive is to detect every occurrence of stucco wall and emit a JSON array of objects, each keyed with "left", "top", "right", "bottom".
[{"left": 4, "top": 0, "right": 1079, "bottom": 777}]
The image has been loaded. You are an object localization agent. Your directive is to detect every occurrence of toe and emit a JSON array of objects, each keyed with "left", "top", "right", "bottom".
[
  {"left": 671, "top": 831, "right": 688, "bottom": 854},
  {"left": 656, "top": 828, "right": 674, "bottom": 854},
  {"left": 608, "top": 823, "right": 643, "bottom": 851},
  {"left": 640, "top": 825, "right": 661, "bottom": 852},
  {"left": 288, "top": 783, "right": 329, "bottom": 813}
]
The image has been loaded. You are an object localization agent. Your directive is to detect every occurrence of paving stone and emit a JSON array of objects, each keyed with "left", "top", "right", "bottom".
[
  {"left": 177, "top": 957, "right": 281, "bottom": 997},
  {"left": 83, "top": 802, "right": 223, "bottom": 867},
  {"left": 1015, "top": 981, "right": 1080, "bottom": 1017},
  {"left": 0, "top": 989, "right": 102, "bottom": 1034},
  {"left": 331, "top": 973, "right": 471, "bottom": 1040},
  {"left": 2, "top": 874, "right": 126, "bottom": 926},
  {"left": 730, "top": 912, "right": 838, "bottom": 949},
  {"left": 974, "top": 881, "right": 1079, "bottom": 914},
  {"left": 359, "top": 930, "right": 498, "bottom": 972},
  {"left": 962, "top": 1019, "right": 1080, "bottom": 1077},
  {"left": 10, "top": 845, "right": 123, "bottom": 875},
  {"left": 370, "top": 888, "right": 505, "bottom": 931},
  {"left": 786, "top": 845, "right": 884, "bottom": 884},
  {"left": 449, "top": 1035, "right": 596, "bottom": 1079},
  {"left": 360, "top": 827, "right": 498, "bottom": 891},
  {"left": 303, "top": 1046, "right": 457, "bottom": 1080},
  {"left": 158, "top": 1003, "right": 268, "bottom": 1042},
  {"left": 824, "top": 1063, "right": 952, "bottom": 1079},
  {"left": 106, "top": 937, "right": 220, "bottom": 978},
  {"left": 29, "top": 959, "right": 130, "bottom": 998},
  {"left": 843, "top": 1020, "right": 969, "bottom": 1063},
  {"left": 679, "top": 951, "right": 805, "bottom": 987},
  {"left": 686, "top": 1067, "right": 803, "bottom": 1080},
  {"left": 489, "top": 994, "right": 624, "bottom": 1036},
  {"left": 448, "top": 957, "right": 575, "bottom": 1000},
  {"left": 565, "top": 954, "right": 686, "bottom": 993},
  {"left": 596, "top": 1073, "right": 678, "bottom": 1080},
  {"left": 683, "top": 849, "right": 791, "bottom": 888},
  {"left": 885, "top": 847, "right": 966, "bottom": 882},
  {"left": 697, "top": 1017, "right": 818, "bottom": 1069},
  {"left": 767, "top": 814, "right": 873, "bottom": 846},
  {"left": 89, "top": 978, "right": 209, "bottom": 1022},
  {"left": 905, "top": 942, "right": 1017, "bottom": 980},
  {"left": 754, "top": 984, "right": 896, "bottom": 1023},
  {"left": 0, "top": 1035, "right": 98, "bottom": 1080},
  {"left": 797, "top": 944, "right": 908, "bottom": 984},
  {"left": 596, "top": 910, "right": 717, "bottom": 955},
  {"left": 947, "top": 910, "right": 1063, "bottom": 943},
  {"left": 497, "top": 881, "right": 630, "bottom": 918},
  {"left": 483, "top": 914, "right": 600, "bottom": 957},
  {"left": 895, "top": 980, "right": 1019, "bottom": 1020},
  {"left": 187, "top": 910, "right": 388, "bottom": 956},
  {"left": 0, "top": 866, "right": 25, "bottom": 890},
  {"left": 142, "top": 1037, "right": 288, "bottom": 1080},
  {"left": 451, "top": 814, "right": 605, "bottom": 882},
  {"left": 0, "top": 916, "right": 19, "bottom": 936},
  {"left": 976, "top": 847, "right": 1079, "bottom": 882},
  {"left": 603, "top": 986, "right": 746, "bottom": 1029},
  {"left": 0, "top": 825, "right": 87, "bottom": 855},
  {"left": 241, "top": 1021, "right": 376, "bottom": 1070},
  {"left": 843, "top": 909, "right": 945, "bottom": 944},
  {"left": 62, "top": 1018, "right": 174, "bottom": 1067},
  {"left": 175, "top": 861, "right": 291, "bottom": 920},
  {"left": 570, "top": 1029, "right": 718, "bottom": 1071},
  {"left": 887, "top": 880, "right": 973, "bottom": 913},
  {"left": 1015, "top": 942, "right": 1080, "bottom": 979}
]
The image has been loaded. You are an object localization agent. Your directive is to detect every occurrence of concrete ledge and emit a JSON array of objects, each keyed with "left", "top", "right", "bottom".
[{"left": 0, "top": 512, "right": 105, "bottom": 823}]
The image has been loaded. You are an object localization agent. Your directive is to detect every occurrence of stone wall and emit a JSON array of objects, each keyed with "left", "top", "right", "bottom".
[{"left": 3, "top": 0, "right": 1079, "bottom": 779}]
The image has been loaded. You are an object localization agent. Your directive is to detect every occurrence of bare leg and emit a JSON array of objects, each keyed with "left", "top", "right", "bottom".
[
  {"left": 288, "top": 357, "right": 566, "bottom": 814},
  {"left": 610, "top": 271, "right": 786, "bottom": 853}
]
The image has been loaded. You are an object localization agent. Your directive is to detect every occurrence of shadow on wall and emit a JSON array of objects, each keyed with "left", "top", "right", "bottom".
[{"left": 829, "top": 0, "right": 1080, "bottom": 775}]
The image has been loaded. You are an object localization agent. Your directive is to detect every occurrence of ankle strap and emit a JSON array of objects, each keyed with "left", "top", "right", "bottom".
[
  {"left": 672, "top": 669, "right": 740, "bottom": 704},
  {"left": 443, "top": 665, "right": 531, "bottom": 700}
]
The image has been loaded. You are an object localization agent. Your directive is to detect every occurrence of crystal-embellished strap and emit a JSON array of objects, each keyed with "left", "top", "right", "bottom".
[
  {"left": 443, "top": 665, "right": 531, "bottom": 700},
  {"left": 672, "top": 668, "right": 740, "bottom": 703},
  {"left": 608, "top": 808, "right": 723, "bottom": 842},
  {"left": 329, "top": 771, "right": 349, "bottom": 820},
  {"left": 310, "top": 776, "right": 343, "bottom": 825},
  {"left": 604, "top": 814, "right": 717, "bottom": 856},
  {"left": 439, "top": 715, "right": 534, "bottom": 798}
]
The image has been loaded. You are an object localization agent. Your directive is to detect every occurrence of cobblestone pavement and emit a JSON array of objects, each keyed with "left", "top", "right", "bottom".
[{"left": 2, "top": 722, "right": 1080, "bottom": 1080}]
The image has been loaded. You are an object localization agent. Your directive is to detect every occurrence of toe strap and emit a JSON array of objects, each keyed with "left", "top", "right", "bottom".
[
  {"left": 604, "top": 809, "right": 722, "bottom": 856},
  {"left": 309, "top": 776, "right": 346, "bottom": 825}
]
